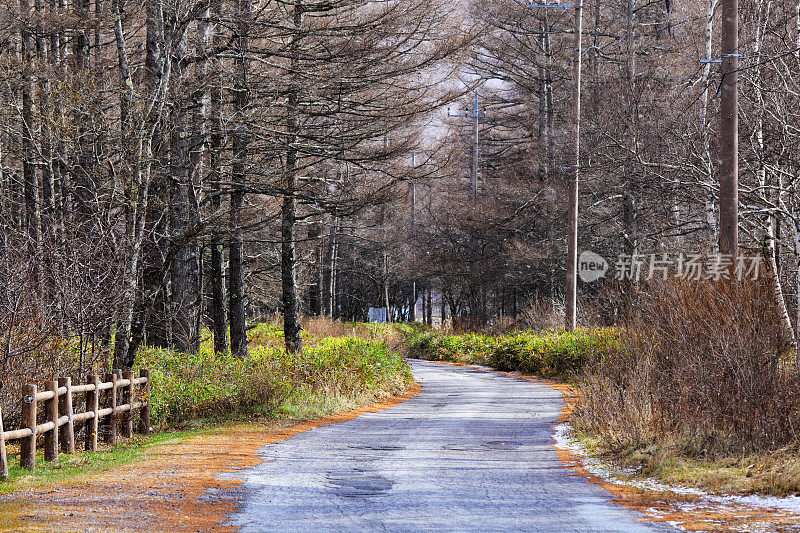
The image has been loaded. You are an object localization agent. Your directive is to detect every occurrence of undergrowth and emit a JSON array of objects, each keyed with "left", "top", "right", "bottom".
[
  {"left": 402, "top": 326, "right": 620, "bottom": 381},
  {"left": 574, "top": 278, "right": 800, "bottom": 496},
  {"left": 137, "top": 331, "right": 412, "bottom": 429}
]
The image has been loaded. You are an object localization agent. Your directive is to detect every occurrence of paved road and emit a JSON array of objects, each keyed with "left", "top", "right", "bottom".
[{"left": 227, "top": 360, "right": 673, "bottom": 532}]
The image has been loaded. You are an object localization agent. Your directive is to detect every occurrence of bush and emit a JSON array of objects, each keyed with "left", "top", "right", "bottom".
[
  {"left": 404, "top": 327, "right": 621, "bottom": 380},
  {"left": 138, "top": 336, "right": 412, "bottom": 429},
  {"left": 575, "top": 278, "right": 798, "bottom": 455}
]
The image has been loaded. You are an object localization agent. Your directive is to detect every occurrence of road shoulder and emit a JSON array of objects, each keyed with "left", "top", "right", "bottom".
[
  {"left": 424, "top": 360, "right": 800, "bottom": 532},
  {"left": 0, "top": 384, "right": 420, "bottom": 532}
]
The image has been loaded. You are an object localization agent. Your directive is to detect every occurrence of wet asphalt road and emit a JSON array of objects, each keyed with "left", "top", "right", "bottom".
[{"left": 226, "top": 360, "right": 674, "bottom": 532}]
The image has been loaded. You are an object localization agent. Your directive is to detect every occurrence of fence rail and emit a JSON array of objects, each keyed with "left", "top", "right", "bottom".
[{"left": 0, "top": 369, "right": 151, "bottom": 478}]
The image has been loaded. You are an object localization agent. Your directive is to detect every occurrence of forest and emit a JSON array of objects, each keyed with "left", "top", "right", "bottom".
[{"left": 1, "top": 0, "right": 799, "bottom": 375}]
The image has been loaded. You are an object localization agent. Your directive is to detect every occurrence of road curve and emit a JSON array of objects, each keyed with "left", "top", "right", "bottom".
[{"left": 226, "top": 360, "right": 673, "bottom": 532}]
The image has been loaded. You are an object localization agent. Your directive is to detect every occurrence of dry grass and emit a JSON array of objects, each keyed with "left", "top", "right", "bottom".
[
  {"left": 574, "top": 277, "right": 800, "bottom": 496},
  {"left": 302, "top": 316, "right": 406, "bottom": 353},
  {"left": 517, "top": 297, "right": 565, "bottom": 331},
  {"left": 302, "top": 316, "right": 349, "bottom": 338},
  {"left": 605, "top": 439, "right": 800, "bottom": 496}
]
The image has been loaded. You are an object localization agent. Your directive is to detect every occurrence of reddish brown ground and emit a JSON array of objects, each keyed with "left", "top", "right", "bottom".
[{"left": 0, "top": 384, "right": 421, "bottom": 532}]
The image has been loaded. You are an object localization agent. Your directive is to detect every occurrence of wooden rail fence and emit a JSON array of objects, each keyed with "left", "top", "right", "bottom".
[{"left": 0, "top": 369, "right": 151, "bottom": 478}]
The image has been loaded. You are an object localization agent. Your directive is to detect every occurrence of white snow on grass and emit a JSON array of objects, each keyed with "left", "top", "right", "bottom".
[{"left": 552, "top": 422, "right": 800, "bottom": 525}]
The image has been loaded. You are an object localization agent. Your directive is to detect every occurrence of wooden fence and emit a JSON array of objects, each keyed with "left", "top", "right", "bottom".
[{"left": 0, "top": 369, "right": 151, "bottom": 478}]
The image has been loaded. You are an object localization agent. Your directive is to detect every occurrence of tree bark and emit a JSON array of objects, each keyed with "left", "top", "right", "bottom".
[
  {"left": 20, "top": 0, "right": 39, "bottom": 279},
  {"left": 169, "top": 33, "right": 200, "bottom": 355},
  {"left": 114, "top": 0, "right": 173, "bottom": 368},
  {"left": 279, "top": 0, "right": 305, "bottom": 353},
  {"left": 229, "top": 0, "right": 251, "bottom": 358},
  {"left": 208, "top": 0, "right": 227, "bottom": 354},
  {"left": 701, "top": 0, "right": 719, "bottom": 250}
]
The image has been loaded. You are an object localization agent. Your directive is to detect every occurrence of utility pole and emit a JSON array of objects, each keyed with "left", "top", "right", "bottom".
[
  {"left": 449, "top": 91, "right": 485, "bottom": 198},
  {"left": 530, "top": 0, "right": 583, "bottom": 331},
  {"left": 410, "top": 152, "right": 416, "bottom": 321},
  {"left": 719, "top": 0, "right": 738, "bottom": 257},
  {"left": 410, "top": 152, "right": 416, "bottom": 227}
]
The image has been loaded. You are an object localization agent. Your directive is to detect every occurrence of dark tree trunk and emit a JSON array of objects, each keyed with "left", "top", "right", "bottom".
[
  {"left": 140, "top": 0, "right": 169, "bottom": 350},
  {"left": 229, "top": 0, "right": 251, "bottom": 358},
  {"left": 281, "top": 0, "right": 304, "bottom": 353},
  {"left": 208, "top": 0, "right": 227, "bottom": 354},
  {"left": 73, "top": 0, "right": 94, "bottom": 220},
  {"left": 20, "top": 0, "right": 39, "bottom": 274},
  {"left": 169, "top": 35, "right": 200, "bottom": 354},
  {"left": 426, "top": 289, "right": 432, "bottom": 325}
]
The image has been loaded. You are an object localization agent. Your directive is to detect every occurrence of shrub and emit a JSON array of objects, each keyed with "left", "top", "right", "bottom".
[
  {"left": 404, "top": 327, "right": 621, "bottom": 381},
  {"left": 138, "top": 336, "right": 412, "bottom": 429},
  {"left": 575, "top": 278, "right": 798, "bottom": 456}
]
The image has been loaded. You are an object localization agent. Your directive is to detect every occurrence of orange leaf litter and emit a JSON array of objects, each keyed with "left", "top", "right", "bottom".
[
  {"left": 4, "top": 359, "right": 800, "bottom": 533},
  {"left": 0, "top": 383, "right": 420, "bottom": 532}
]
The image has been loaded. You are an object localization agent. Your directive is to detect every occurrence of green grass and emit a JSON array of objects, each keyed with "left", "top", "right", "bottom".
[
  {"left": 135, "top": 331, "right": 413, "bottom": 429},
  {"left": 0, "top": 430, "right": 194, "bottom": 490},
  {"left": 403, "top": 327, "right": 621, "bottom": 380}
]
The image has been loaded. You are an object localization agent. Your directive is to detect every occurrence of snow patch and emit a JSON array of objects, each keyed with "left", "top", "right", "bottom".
[{"left": 553, "top": 422, "right": 800, "bottom": 517}]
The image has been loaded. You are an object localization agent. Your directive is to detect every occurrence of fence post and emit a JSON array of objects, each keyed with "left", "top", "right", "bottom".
[
  {"left": 0, "top": 404, "right": 7, "bottom": 478},
  {"left": 44, "top": 381, "right": 59, "bottom": 462},
  {"left": 121, "top": 370, "right": 133, "bottom": 438},
  {"left": 103, "top": 373, "right": 117, "bottom": 445},
  {"left": 58, "top": 377, "right": 75, "bottom": 454},
  {"left": 21, "top": 384, "right": 37, "bottom": 470},
  {"left": 85, "top": 374, "right": 99, "bottom": 451},
  {"left": 139, "top": 369, "right": 150, "bottom": 435}
]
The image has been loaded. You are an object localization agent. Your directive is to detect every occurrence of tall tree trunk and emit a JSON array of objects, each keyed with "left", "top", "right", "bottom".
[
  {"left": 169, "top": 34, "right": 200, "bottom": 354},
  {"left": 138, "top": 0, "right": 170, "bottom": 351},
  {"left": 51, "top": 0, "right": 67, "bottom": 236},
  {"left": 114, "top": 0, "right": 172, "bottom": 368},
  {"left": 20, "top": 0, "right": 39, "bottom": 284},
  {"left": 426, "top": 288, "right": 432, "bottom": 325},
  {"left": 622, "top": 0, "right": 637, "bottom": 256},
  {"left": 229, "top": 0, "right": 251, "bottom": 358},
  {"left": 208, "top": 0, "right": 227, "bottom": 354},
  {"left": 73, "top": 0, "right": 94, "bottom": 220},
  {"left": 35, "top": 0, "right": 53, "bottom": 229},
  {"left": 323, "top": 218, "right": 338, "bottom": 317},
  {"left": 701, "top": 0, "right": 719, "bottom": 250},
  {"left": 280, "top": 0, "right": 305, "bottom": 353},
  {"left": 189, "top": 4, "right": 210, "bottom": 349},
  {"left": 751, "top": 0, "right": 793, "bottom": 343}
]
